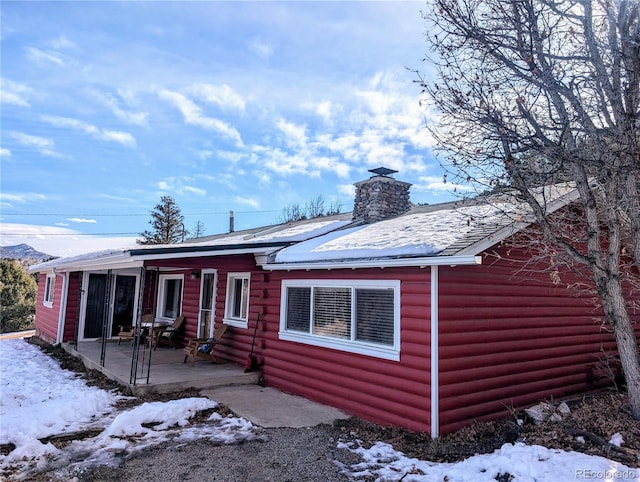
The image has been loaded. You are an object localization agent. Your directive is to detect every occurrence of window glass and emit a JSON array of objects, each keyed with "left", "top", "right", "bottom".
[
  {"left": 286, "top": 287, "right": 311, "bottom": 332},
  {"left": 313, "top": 287, "right": 350, "bottom": 339},
  {"left": 355, "top": 288, "right": 394, "bottom": 345}
]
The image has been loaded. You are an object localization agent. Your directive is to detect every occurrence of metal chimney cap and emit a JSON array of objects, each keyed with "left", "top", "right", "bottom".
[{"left": 368, "top": 167, "right": 398, "bottom": 177}]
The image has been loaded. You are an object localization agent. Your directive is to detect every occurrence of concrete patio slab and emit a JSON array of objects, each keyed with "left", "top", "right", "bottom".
[
  {"left": 201, "top": 385, "right": 351, "bottom": 428},
  {"left": 65, "top": 341, "right": 259, "bottom": 395}
]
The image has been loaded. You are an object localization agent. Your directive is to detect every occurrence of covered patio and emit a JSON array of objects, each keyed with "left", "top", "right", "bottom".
[{"left": 66, "top": 340, "right": 259, "bottom": 396}]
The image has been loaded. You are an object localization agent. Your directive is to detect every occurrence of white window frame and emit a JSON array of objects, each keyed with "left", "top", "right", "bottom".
[
  {"left": 156, "top": 274, "right": 184, "bottom": 322},
  {"left": 279, "top": 279, "right": 401, "bottom": 361},
  {"left": 223, "top": 272, "right": 251, "bottom": 328},
  {"left": 43, "top": 273, "right": 55, "bottom": 308}
]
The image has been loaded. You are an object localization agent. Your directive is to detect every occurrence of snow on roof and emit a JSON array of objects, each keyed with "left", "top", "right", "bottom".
[
  {"left": 271, "top": 183, "right": 579, "bottom": 265},
  {"left": 272, "top": 203, "right": 516, "bottom": 263},
  {"left": 183, "top": 215, "right": 353, "bottom": 246},
  {"left": 29, "top": 215, "right": 354, "bottom": 272}
]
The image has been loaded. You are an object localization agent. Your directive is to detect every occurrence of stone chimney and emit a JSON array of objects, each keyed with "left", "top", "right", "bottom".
[{"left": 352, "top": 167, "right": 412, "bottom": 224}]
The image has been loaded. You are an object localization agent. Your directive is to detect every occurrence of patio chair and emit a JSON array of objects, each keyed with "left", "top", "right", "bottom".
[
  {"left": 117, "top": 325, "right": 136, "bottom": 345},
  {"left": 183, "top": 324, "right": 228, "bottom": 366},
  {"left": 153, "top": 316, "right": 185, "bottom": 350}
]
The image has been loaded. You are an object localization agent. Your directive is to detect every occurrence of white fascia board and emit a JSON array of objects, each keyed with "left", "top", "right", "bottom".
[
  {"left": 262, "top": 255, "right": 481, "bottom": 271},
  {"left": 31, "top": 253, "right": 142, "bottom": 273}
]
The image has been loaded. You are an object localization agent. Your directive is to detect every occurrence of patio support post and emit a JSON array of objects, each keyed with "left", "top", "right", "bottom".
[
  {"left": 130, "top": 267, "right": 147, "bottom": 385},
  {"left": 99, "top": 270, "right": 113, "bottom": 367}
]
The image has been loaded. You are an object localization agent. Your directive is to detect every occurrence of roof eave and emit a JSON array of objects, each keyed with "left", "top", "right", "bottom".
[
  {"left": 29, "top": 252, "right": 142, "bottom": 273},
  {"left": 262, "top": 254, "right": 482, "bottom": 271}
]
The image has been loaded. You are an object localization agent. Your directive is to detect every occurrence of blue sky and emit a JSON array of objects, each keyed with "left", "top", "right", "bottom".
[{"left": 1, "top": 1, "right": 452, "bottom": 256}]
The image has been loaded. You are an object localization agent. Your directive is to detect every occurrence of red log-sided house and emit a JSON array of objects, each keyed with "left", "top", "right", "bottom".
[{"left": 31, "top": 170, "right": 640, "bottom": 437}]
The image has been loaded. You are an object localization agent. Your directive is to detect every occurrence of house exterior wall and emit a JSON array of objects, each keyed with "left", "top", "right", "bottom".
[
  {"left": 437, "top": 244, "right": 640, "bottom": 435},
  {"left": 144, "top": 255, "right": 260, "bottom": 362},
  {"left": 262, "top": 268, "right": 432, "bottom": 433},
  {"left": 34, "top": 272, "right": 63, "bottom": 343}
]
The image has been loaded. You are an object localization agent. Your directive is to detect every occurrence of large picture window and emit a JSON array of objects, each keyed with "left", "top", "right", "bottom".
[
  {"left": 156, "top": 274, "right": 183, "bottom": 321},
  {"left": 279, "top": 279, "right": 400, "bottom": 360},
  {"left": 224, "top": 272, "right": 250, "bottom": 328}
]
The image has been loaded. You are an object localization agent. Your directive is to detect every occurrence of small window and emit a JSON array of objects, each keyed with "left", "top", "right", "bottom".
[
  {"left": 156, "top": 274, "right": 183, "bottom": 321},
  {"left": 280, "top": 279, "right": 400, "bottom": 360},
  {"left": 224, "top": 272, "right": 250, "bottom": 328},
  {"left": 43, "top": 274, "right": 55, "bottom": 307}
]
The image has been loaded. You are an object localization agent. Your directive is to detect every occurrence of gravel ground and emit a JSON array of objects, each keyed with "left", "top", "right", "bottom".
[
  {"left": 35, "top": 425, "right": 361, "bottom": 482},
  {"left": 25, "top": 337, "right": 640, "bottom": 481}
]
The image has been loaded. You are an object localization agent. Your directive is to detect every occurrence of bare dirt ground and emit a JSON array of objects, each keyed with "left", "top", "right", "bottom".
[{"left": 25, "top": 337, "right": 640, "bottom": 480}]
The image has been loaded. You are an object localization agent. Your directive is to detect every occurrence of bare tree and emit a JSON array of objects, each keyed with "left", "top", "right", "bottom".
[
  {"left": 190, "top": 220, "right": 206, "bottom": 239},
  {"left": 327, "top": 199, "right": 344, "bottom": 216},
  {"left": 278, "top": 195, "right": 345, "bottom": 223},
  {"left": 138, "top": 195, "right": 187, "bottom": 245},
  {"left": 278, "top": 203, "right": 307, "bottom": 223},
  {"left": 305, "top": 195, "right": 326, "bottom": 219},
  {"left": 421, "top": 0, "right": 640, "bottom": 417}
]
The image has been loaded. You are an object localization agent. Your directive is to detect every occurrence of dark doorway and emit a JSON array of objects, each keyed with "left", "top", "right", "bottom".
[{"left": 84, "top": 273, "right": 107, "bottom": 339}]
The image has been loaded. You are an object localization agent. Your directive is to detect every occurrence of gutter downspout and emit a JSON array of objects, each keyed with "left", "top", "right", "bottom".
[
  {"left": 56, "top": 273, "right": 68, "bottom": 344},
  {"left": 430, "top": 265, "right": 439, "bottom": 438}
]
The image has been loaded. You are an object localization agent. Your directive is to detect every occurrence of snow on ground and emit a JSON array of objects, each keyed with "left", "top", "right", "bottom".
[
  {"left": 1, "top": 338, "right": 638, "bottom": 481},
  {"left": 0, "top": 339, "right": 259, "bottom": 480},
  {"left": 338, "top": 440, "right": 639, "bottom": 481}
]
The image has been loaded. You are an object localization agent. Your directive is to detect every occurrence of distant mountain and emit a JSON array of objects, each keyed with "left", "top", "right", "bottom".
[{"left": 0, "top": 244, "right": 55, "bottom": 263}]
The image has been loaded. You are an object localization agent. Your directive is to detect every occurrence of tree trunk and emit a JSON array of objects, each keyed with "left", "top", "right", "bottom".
[{"left": 600, "top": 275, "right": 640, "bottom": 419}]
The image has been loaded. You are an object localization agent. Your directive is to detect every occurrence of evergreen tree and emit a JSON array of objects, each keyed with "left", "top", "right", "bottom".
[
  {"left": 137, "top": 195, "right": 186, "bottom": 245},
  {"left": 0, "top": 259, "right": 37, "bottom": 333}
]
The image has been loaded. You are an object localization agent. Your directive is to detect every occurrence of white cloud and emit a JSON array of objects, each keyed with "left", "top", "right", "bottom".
[
  {"left": 191, "top": 83, "right": 246, "bottom": 111},
  {"left": 9, "top": 132, "right": 53, "bottom": 149},
  {"left": 414, "top": 175, "right": 474, "bottom": 193},
  {"left": 158, "top": 89, "right": 243, "bottom": 146},
  {"left": 248, "top": 38, "right": 274, "bottom": 59},
  {"left": 96, "top": 193, "right": 136, "bottom": 203},
  {"left": 0, "top": 192, "right": 50, "bottom": 204},
  {"left": 89, "top": 90, "right": 149, "bottom": 126},
  {"left": 8, "top": 131, "right": 65, "bottom": 158},
  {"left": 232, "top": 195, "right": 260, "bottom": 209},
  {"left": 67, "top": 218, "right": 97, "bottom": 224},
  {"left": 41, "top": 115, "right": 137, "bottom": 148},
  {"left": 157, "top": 177, "right": 206, "bottom": 197},
  {"left": 0, "top": 78, "right": 32, "bottom": 107},
  {"left": 0, "top": 192, "right": 51, "bottom": 210},
  {"left": 338, "top": 184, "right": 356, "bottom": 197},
  {"left": 304, "top": 100, "right": 341, "bottom": 125},
  {"left": 48, "top": 35, "right": 77, "bottom": 50},
  {"left": 0, "top": 223, "right": 138, "bottom": 257},
  {"left": 277, "top": 119, "right": 307, "bottom": 149},
  {"left": 101, "top": 130, "right": 137, "bottom": 148},
  {"left": 0, "top": 148, "right": 11, "bottom": 157},
  {"left": 24, "top": 46, "right": 65, "bottom": 66}
]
